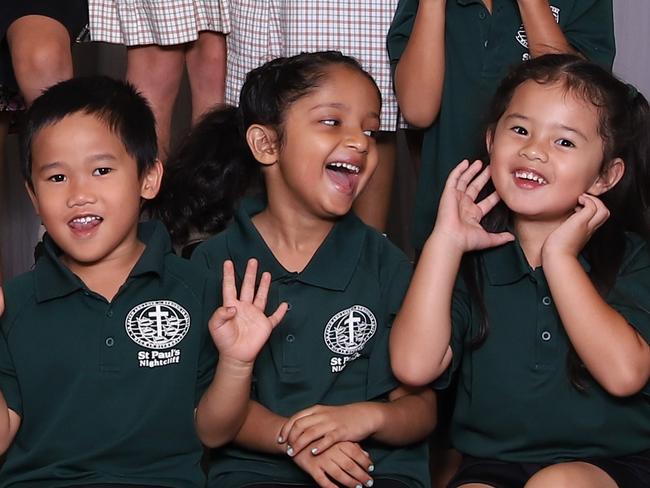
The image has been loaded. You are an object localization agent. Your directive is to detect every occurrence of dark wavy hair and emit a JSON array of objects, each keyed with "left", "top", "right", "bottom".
[
  {"left": 463, "top": 54, "right": 650, "bottom": 390},
  {"left": 148, "top": 51, "right": 380, "bottom": 246}
]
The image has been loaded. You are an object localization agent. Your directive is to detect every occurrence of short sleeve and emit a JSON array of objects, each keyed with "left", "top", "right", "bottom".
[
  {"left": 387, "top": 0, "right": 418, "bottom": 74},
  {"left": 433, "top": 277, "right": 472, "bottom": 390},
  {"left": 195, "top": 274, "right": 220, "bottom": 405},
  {"left": 562, "top": 0, "right": 615, "bottom": 68},
  {"left": 0, "top": 325, "right": 22, "bottom": 416},
  {"left": 367, "top": 257, "right": 413, "bottom": 399}
]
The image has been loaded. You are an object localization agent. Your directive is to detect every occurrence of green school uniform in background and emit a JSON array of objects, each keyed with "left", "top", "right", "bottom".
[{"left": 387, "top": 0, "right": 615, "bottom": 251}]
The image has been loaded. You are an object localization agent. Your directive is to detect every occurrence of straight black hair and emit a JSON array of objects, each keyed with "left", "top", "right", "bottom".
[{"left": 21, "top": 75, "right": 158, "bottom": 188}]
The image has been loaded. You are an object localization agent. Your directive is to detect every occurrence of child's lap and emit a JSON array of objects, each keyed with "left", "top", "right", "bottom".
[
  {"left": 448, "top": 450, "right": 650, "bottom": 488},
  {"left": 243, "top": 481, "right": 408, "bottom": 488}
]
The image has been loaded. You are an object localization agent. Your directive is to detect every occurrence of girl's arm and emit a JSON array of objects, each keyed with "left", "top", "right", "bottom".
[
  {"left": 278, "top": 386, "right": 436, "bottom": 458},
  {"left": 516, "top": 0, "right": 575, "bottom": 58},
  {"left": 195, "top": 259, "right": 287, "bottom": 447},
  {"left": 393, "top": 0, "right": 447, "bottom": 128},
  {"left": 542, "top": 194, "right": 650, "bottom": 397},
  {"left": 390, "top": 161, "right": 514, "bottom": 386}
]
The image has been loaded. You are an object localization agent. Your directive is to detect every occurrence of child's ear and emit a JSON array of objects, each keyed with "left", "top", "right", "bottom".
[
  {"left": 25, "top": 182, "right": 40, "bottom": 215},
  {"left": 588, "top": 157, "right": 625, "bottom": 196},
  {"left": 140, "top": 159, "right": 164, "bottom": 200},
  {"left": 246, "top": 124, "right": 279, "bottom": 166},
  {"left": 485, "top": 129, "right": 494, "bottom": 154}
]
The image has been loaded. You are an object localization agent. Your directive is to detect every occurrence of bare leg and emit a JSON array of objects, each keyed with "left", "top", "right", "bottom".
[
  {"left": 126, "top": 45, "right": 185, "bottom": 160},
  {"left": 525, "top": 462, "right": 618, "bottom": 488},
  {"left": 7, "top": 15, "right": 73, "bottom": 105},
  {"left": 185, "top": 31, "right": 227, "bottom": 124},
  {"left": 353, "top": 131, "right": 396, "bottom": 232}
]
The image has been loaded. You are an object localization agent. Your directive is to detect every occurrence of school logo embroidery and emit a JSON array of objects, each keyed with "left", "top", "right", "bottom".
[
  {"left": 516, "top": 6, "right": 559, "bottom": 57},
  {"left": 125, "top": 300, "right": 190, "bottom": 368},
  {"left": 324, "top": 305, "right": 377, "bottom": 373}
]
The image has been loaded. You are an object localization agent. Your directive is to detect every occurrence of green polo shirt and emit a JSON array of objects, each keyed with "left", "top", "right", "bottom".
[
  {"left": 387, "top": 0, "right": 615, "bottom": 250},
  {"left": 192, "top": 199, "right": 430, "bottom": 488},
  {"left": 0, "top": 221, "right": 217, "bottom": 488},
  {"left": 438, "top": 233, "right": 650, "bottom": 462}
]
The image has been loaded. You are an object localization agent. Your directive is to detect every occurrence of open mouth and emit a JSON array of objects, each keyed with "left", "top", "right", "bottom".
[
  {"left": 325, "top": 161, "right": 361, "bottom": 194},
  {"left": 68, "top": 215, "right": 103, "bottom": 232},
  {"left": 514, "top": 169, "right": 548, "bottom": 186}
]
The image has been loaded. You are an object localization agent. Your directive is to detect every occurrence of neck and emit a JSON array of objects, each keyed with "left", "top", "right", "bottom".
[
  {"left": 514, "top": 215, "right": 566, "bottom": 268},
  {"left": 62, "top": 239, "right": 145, "bottom": 301},
  {"left": 252, "top": 204, "right": 336, "bottom": 273}
]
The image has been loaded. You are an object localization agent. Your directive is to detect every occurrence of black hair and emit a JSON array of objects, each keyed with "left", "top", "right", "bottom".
[
  {"left": 21, "top": 75, "right": 158, "bottom": 188},
  {"left": 465, "top": 54, "right": 650, "bottom": 390},
  {"left": 149, "top": 51, "right": 380, "bottom": 246}
]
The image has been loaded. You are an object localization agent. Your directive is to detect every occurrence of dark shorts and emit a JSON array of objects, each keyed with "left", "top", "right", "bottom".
[
  {"left": 448, "top": 450, "right": 650, "bottom": 488},
  {"left": 61, "top": 485, "right": 169, "bottom": 488},
  {"left": 244, "top": 481, "right": 408, "bottom": 488}
]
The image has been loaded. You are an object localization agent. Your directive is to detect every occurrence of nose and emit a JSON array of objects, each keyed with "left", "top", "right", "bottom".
[
  {"left": 345, "top": 128, "right": 369, "bottom": 153},
  {"left": 519, "top": 138, "right": 548, "bottom": 163},
  {"left": 66, "top": 178, "right": 96, "bottom": 207}
]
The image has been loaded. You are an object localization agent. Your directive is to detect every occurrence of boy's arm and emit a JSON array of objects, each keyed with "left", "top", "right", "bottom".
[
  {"left": 0, "top": 394, "right": 20, "bottom": 454},
  {"left": 391, "top": 0, "right": 447, "bottom": 128},
  {"left": 517, "top": 0, "right": 575, "bottom": 58}
]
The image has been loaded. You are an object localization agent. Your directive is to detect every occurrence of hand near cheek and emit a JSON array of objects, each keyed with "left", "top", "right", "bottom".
[
  {"left": 292, "top": 441, "right": 374, "bottom": 488},
  {"left": 0, "top": 287, "right": 4, "bottom": 316},
  {"left": 542, "top": 193, "right": 610, "bottom": 260}
]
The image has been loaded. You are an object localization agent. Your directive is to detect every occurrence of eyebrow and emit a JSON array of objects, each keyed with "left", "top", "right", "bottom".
[
  {"left": 505, "top": 113, "right": 588, "bottom": 141},
  {"left": 37, "top": 153, "right": 118, "bottom": 173},
  {"left": 310, "top": 102, "right": 380, "bottom": 120}
]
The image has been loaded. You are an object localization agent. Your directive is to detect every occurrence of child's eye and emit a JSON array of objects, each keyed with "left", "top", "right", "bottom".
[
  {"left": 93, "top": 167, "right": 113, "bottom": 176},
  {"left": 511, "top": 126, "right": 528, "bottom": 136},
  {"left": 321, "top": 119, "right": 339, "bottom": 127},
  {"left": 556, "top": 138, "right": 575, "bottom": 148},
  {"left": 48, "top": 174, "right": 66, "bottom": 183}
]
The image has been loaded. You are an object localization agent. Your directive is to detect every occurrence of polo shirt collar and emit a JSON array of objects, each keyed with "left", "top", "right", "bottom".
[
  {"left": 483, "top": 239, "right": 591, "bottom": 286},
  {"left": 227, "top": 198, "right": 364, "bottom": 291},
  {"left": 34, "top": 220, "right": 170, "bottom": 302}
]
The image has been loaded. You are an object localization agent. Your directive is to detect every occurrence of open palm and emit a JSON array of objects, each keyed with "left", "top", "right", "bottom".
[
  {"left": 435, "top": 160, "right": 514, "bottom": 252},
  {"left": 209, "top": 259, "right": 287, "bottom": 364}
]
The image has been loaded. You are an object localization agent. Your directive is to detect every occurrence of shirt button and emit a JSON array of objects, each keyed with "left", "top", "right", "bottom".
[
  {"left": 286, "top": 334, "right": 295, "bottom": 343},
  {"left": 541, "top": 331, "right": 552, "bottom": 341},
  {"left": 542, "top": 296, "right": 552, "bottom": 306},
  {"left": 479, "top": 11, "right": 487, "bottom": 20},
  {"left": 106, "top": 309, "right": 114, "bottom": 317},
  {"left": 105, "top": 337, "right": 115, "bottom": 347},
  {"left": 484, "top": 40, "right": 489, "bottom": 48},
  {"left": 286, "top": 302, "right": 292, "bottom": 311}
]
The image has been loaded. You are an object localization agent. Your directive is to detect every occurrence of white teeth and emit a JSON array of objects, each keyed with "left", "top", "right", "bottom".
[
  {"left": 515, "top": 170, "right": 547, "bottom": 185},
  {"left": 328, "top": 162, "right": 360, "bottom": 174},
  {"left": 71, "top": 216, "right": 101, "bottom": 224}
]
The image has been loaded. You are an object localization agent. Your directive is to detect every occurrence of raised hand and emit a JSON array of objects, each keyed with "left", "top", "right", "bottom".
[
  {"left": 292, "top": 440, "right": 374, "bottom": 488},
  {"left": 279, "top": 404, "right": 377, "bottom": 458},
  {"left": 542, "top": 193, "right": 610, "bottom": 261},
  {"left": 433, "top": 159, "right": 514, "bottom": 251},
  {"left": 209, "top": 259, "right": 287, "bottom": 364}
]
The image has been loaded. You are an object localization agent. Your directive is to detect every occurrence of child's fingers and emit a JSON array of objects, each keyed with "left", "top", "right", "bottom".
[
  {"left": 465, "top": 165, "right": 491, "bottom": 201},
  {"left": 488, "top": 232, "right": 516, "bottom": 248},
  {"left": 268, "top": 302, "right": 288, "bottom": 329},
  {"left": 455, "top": 160, "right": 484, "bottom": 193},
  {"left": 339, "top": 442, "right": 374, "bottom": 476},
  {"left": 444, "top": 159, "right": 471, "bottom": 192},
  {"left": 0, "top": 286, "right": 4, "bottom": 316},
  {"left": 279, "top": 407, "right": 317, "bottom": 446},
  {"left": 476, "top": 190, "right": 501, "bottom": 216},
  {"left": 324, "top": 460, "right": 371, "bottom": 488},
  {"left": 208, "top": 306, "right": 237, "bottom": 332},
  {"left": 582, "top": 194, "right": 610, "bottom": 230},
  {"left": 221, "top": 260, "right": 237, "bottom": 305},
  {"left": 240, "top": 258, "right": 258, "bottom": 303},
  {"left": 253, "top": 271, "right": 271, "bottom": 309}
]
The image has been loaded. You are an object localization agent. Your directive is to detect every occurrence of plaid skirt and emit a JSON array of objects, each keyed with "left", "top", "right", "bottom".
[
  {"left": 225, "top": 0, "right": 400, "bottom": 132},
  {"left": 89, "top": 0, "right": 231, "bottom": 46}
]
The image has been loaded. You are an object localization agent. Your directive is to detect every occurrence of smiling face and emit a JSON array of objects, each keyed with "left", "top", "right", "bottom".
[
  {"left": 259, "top": 64, "right": 381, "bottom": 219},
  {"left": 488, "top": 80, "right": 616, "bottom": 224},
  {"left": 28, "top": 112, "right": 161, "bottom": 271}
]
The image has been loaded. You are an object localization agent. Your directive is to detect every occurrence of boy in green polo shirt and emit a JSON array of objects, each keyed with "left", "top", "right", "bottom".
[
  {"left": 387, "top": 0, "right": 615, "bottom": 251},
  {"left": 0, "top": 76, "right": 286, "bottom": 488}
]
